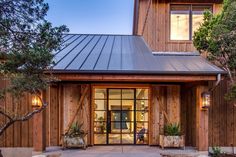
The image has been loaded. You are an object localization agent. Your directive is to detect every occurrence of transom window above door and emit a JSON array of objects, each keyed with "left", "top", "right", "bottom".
[{"left": 170, "top": 4, "right": 212, "bottom": 41}]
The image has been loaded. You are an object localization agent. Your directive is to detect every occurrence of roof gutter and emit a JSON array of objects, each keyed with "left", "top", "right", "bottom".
[{"left": 209, "top": 73, "right": 222, "bottom": 91}]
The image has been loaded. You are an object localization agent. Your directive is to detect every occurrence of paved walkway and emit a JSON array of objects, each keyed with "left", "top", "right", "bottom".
[{"left": 33, "top": 146, "right": 208, "bottom": 157}]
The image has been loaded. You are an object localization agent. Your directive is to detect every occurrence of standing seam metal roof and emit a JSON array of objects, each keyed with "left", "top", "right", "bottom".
[{"left": 52, "top": 34, "right": 225, "bottom": 75}]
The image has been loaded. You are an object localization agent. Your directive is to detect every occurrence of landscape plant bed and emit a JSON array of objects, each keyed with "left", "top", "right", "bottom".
[
  {"left": 210, "top": 154, "right": 236, "bottom": 157},
  {"left": 222, "top": 154, "right": 236, "bottom": 157},
  {"left": 209, "top": 147, "right": 236, "bottom": 157}
]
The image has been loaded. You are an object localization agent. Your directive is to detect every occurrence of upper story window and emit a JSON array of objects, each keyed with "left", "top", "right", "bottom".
[{"left": 170, "top": 4, "right": 212, "bottom": 41}]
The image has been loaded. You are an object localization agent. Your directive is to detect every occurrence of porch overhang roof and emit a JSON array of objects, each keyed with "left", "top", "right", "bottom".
[{"left": 51, "top": 34, "right": 226, "bottom": 81}]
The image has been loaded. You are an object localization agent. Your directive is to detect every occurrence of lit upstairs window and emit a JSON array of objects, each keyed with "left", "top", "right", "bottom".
[{"left": 170, "top": 4, "right": 212, "bottom": 41}]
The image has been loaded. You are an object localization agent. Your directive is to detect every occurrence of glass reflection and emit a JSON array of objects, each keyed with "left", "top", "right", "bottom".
[
  {"left": 95, "top": 89, "right": 107, "bottom": 99},
  {"left": 122, "top": 89, "right": 134, "bottom": 99},
  {"left": 136, "top": 100, "right": 148, "bottom": 110},
  {"left": 109, "top": 89, "right": 121, "bottom": 99},
  {"left": 122, "top": 134, "right": 134, "bottom": 144},
  {"left": 109, "top": 134, "right": 121, "bottom": 144},
  {"left": 94, "top": 111, "right": 106, "bottom": 121},
  {"left": 94, "top": 100, "right": 107, "bottom": 110},
  {"left": 109, "top": 100, "right": 121, "bottom": 110},
  {"left": 94, "top": 134, "right": 106, "bottom": 144},
  {"left": 136, "top": 89, "right": 148, "bottom": 99},
  {"left": 136, "top": 111, "right": 148, "bottom": 122},
  {"left": 94, "top": 122, "right": 106, "bottom": 134}
]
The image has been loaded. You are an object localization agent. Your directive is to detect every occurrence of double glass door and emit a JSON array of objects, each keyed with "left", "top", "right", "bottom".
[{"left": 94, "top": 88, "right": 149, "bottom": 145}]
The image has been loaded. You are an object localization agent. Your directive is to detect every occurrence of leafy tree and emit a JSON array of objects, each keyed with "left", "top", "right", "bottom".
[
  {"left": 193, "top": 0, "right": 236, "bottom": 100},
  {"left": 0, "top": 0, "right": 68, "bottom": 136}
]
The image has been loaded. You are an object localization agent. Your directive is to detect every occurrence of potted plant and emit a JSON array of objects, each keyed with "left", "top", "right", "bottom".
[
  {"left": 159, "top": 123, "right": 185, "bottom": 149},
  {"left": 97, "top": 117, "right": 105, "bottom": 133},
  {"left": 62, "top": 122, "right": 87, "bottom": 150}
]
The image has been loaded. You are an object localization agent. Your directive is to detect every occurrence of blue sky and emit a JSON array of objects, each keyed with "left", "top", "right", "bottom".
[{"left": 45, "top": 0, "right": 134, "bottom": 35}]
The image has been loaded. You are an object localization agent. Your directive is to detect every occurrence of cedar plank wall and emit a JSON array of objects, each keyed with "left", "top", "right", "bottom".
[
  {"left": 0, "top": 79, "right": 33, "bottom": 147},
  {"left": 208, "top": 80, "right": 236, "bottom": 147},
  {"left": 0, "top": 82, "right": 91, "bottom": 148},
  {"left": 62, "top": 84, "right": 91, "bottom": 145},
  {"left": 1, "top": 80, "right": 235, "bottom": 147},
  {"left": 180, "top": 80, "right": 236, "bottom": 147},
  {"left": 181, "top": 85, "right": 197, "bottom": 147},
  {"left": 150, "top": 85, "right": 180, "bottom": 145},
  {"left": 0, "top": 82, "right": 64, "bottom": 147},
  {"left": 136, "top": 0, "right": 222, "bottom": 52}
]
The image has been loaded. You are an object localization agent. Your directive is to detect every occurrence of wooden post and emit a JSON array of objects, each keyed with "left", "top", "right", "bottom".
[
  {"left": 33, "top": 110, "right": 46, "bottom": 151},
  {"left": 196, "top": 85, "right": 209, "bottom": 151},
  {"left": 33, "top": 91, "right": 46, "bottom": 152}
]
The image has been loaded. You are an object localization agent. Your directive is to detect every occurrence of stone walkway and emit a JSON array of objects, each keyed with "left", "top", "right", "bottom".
[{"left": 33, "top": 146, "right": 209, "bottom": 157}]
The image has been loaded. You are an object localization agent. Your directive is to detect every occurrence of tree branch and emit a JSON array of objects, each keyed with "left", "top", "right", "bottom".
[
  {"left": 0, "top": 93, "right": 47, "bottom": 136},
  {"left": 0, "top": 108, "right": 13, "bottom": 120}
]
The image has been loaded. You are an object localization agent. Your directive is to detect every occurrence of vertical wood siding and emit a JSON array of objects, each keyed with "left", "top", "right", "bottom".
[
  {"left": 137, "top": 0, "right": 222, "bottom": 52},
  {"left": 1, "top": 81, "right": 235, "bottom": 147},
  {"left": 0, "top": 79, "right": 33, "bottom": 147},
  {"left": 181, "top": 85, "right": 197, "bottom": 146},
  {"left": 62, "top": 84, "right": 91, "bottom": 145},
  {"left": 150, "top": 85, "right": 180, "bottom": 145},
  {"left": 209, "top": 80, "right": 236, "bottom": 147}
]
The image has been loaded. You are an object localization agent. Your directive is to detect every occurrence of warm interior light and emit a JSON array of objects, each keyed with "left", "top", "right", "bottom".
[
  {"left": 32, "top": 95, "right": 42, "bottom": 108},
  {"left": 201, "top": 92, "right": 211, "bottom": 109}
]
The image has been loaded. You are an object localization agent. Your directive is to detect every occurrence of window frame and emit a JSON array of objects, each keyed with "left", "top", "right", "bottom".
[{"left": 169, "top": 4, "right": 213, "bottom": 41}]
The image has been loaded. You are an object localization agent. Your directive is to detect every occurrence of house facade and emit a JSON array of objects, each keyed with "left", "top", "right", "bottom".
[{"left": 1, "top": 0, "right": 234, "bottom": 153}]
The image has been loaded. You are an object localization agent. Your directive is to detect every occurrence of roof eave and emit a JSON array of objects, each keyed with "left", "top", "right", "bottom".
[{"left": 46, "top": 69, "right": 227, "bottom": 76}]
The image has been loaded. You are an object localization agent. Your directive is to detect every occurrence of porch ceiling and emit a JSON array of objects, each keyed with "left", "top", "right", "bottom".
[{"left": 51, "top": 34, "right": 225, "bottom": 77}]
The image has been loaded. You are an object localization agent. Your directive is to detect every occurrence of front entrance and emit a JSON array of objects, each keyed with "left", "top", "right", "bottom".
[{"left": 93, "top": 88, "right": 149, "bottom": 145}]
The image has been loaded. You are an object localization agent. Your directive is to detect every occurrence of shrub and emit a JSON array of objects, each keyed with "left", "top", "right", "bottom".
[
  {"left": 212, "top": 147, "right": 222, "bottom": 157},
  {"left": 164, "top": 123, "right": 181, "bottom": 136},
  {"left": 66, "top": 122, "right": 86, "bottom": 138}
]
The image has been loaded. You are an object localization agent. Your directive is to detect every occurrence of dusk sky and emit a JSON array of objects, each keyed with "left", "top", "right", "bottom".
[{"left": 45, "top": 0, "right": 134, "bottom": 35}]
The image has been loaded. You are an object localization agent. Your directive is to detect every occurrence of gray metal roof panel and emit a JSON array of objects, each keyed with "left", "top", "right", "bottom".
[
  {"left": 94, "top": 36, "right": 115, "bottom": 70},
  {"left": 53, "top": 35, "right": 87, "bottom": 69},
  {"left": 108, "top": 36, "right": 122, "bottom": 70},
  {"left": 52, "top": 34, "right": 225, "bottom": 75},
  {"left": 80, "top": 35, "right": 108, "bottom": 70},
  {"left": 67, "top": 35, "right": 100, "bottom": 70}
]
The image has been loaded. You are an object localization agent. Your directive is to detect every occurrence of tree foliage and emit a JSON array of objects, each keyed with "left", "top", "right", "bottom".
[
  {"left": 0, "top": 0, "right": 68, "bottom": 135},
  {"left": 193, "top": 0, "right": 236, "bottom": 100}
]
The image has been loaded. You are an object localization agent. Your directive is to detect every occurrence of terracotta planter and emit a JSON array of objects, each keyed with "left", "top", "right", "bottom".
[{"left": 159, "top": 135, "right": 185, "bottom": 149}]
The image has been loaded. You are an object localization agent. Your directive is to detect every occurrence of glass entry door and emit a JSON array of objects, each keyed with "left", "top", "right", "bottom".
[{"left": 94, "top": 88, "right": 149, "bottom": 145}]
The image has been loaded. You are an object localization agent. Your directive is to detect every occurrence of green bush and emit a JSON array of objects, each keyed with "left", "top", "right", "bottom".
[
  {"left": 66, "top": 122, "right": 86, "bottom": 138},
  {"left": 164, "top": 123, "right": 181, "bottom": 136},
  {"left": 212, "top": 147, "right": 222, "bottom": 157}
]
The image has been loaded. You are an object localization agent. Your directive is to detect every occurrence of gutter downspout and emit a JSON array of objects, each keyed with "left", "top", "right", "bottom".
[
  {"left": 132, "top": 0, "right": 139, "bottom": 35},
  {"left": 209, "top": 74, "right": 221, "bottom": 92},
  {"left": 208, "top": 73, "right": 221, "bottom": 155}
]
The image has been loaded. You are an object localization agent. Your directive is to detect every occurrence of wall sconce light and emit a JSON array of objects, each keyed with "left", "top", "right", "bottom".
[
  {"left": 201, "top": 92, "right": 211, "bottom": 109},
  {"left": 32, "top": 94, "right": 42, "bottom": 108}
]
